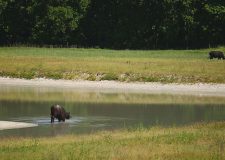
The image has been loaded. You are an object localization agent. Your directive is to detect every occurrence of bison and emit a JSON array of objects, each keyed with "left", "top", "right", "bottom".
[
  {"left": 209, "top": 51, "right": 225, "bottom": 60},
  {"left": 50, "top": 104, "right": 70, "bottom": 123}
]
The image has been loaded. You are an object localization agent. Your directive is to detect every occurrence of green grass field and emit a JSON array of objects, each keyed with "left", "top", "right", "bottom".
[
  {"left": 0, "top": 47, "right": 225, "bottom": 83},
  {"left": 0, "top": 122, "right": 224, "bottom": 160}
]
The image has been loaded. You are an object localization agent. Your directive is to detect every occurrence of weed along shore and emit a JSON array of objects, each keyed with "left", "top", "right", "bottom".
[
  {"left": 0, "top": 122, "right": 224, "bottom": 159},
  {"left": 0, "top": 47, "right": 225, "bottom": 83}
]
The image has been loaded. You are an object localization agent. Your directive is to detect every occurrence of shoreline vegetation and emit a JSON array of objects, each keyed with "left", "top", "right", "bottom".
[
  {"left": 0, "top": 47, "right": 225, "bottom": 84},
  {"left": 0, "top": 122, "right": 225, "bottom": 159}
]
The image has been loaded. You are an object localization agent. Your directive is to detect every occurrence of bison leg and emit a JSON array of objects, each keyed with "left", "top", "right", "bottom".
[
  {"left": 51, "top": 116, "right": 54, "bottom": 123},
  {"left": 58, "top": 118, "right": 65, "bottom": 122},
  {"left": 209, "top": 55, "right": 213, "bottom": 59}
]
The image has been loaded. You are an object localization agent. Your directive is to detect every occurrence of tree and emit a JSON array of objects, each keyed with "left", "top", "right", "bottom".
[
  {"left": 0, "top": 0, "right": 34, "bottom": 44},
  {"left": 0, "top": 0, "right": 224, "bottom": 49},
  {"left": 31, "top": 0, "right": 90, "bottom": 45},
  {"left": 0, "top": 0, "right": 8, "bottom": 44}
]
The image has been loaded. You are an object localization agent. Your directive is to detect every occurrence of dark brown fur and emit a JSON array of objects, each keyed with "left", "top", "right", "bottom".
[
  {"left": 209, "top": 51, "right": 225, "bottom": 60},
  {"left": 50, "top": 104, "right": 70, "bottom": 123}
]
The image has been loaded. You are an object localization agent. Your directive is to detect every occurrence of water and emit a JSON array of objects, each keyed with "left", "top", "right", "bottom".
[{"left": 0, "top": 85, "right": 225, "bottom": 137}]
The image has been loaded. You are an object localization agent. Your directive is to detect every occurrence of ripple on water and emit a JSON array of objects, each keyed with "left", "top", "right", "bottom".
[{"left": 10, "top": 116, "right": 85, "bottom": 125}]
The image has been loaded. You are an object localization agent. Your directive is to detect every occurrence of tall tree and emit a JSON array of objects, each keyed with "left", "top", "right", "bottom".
[
  {"left": 0, "top": 0, "right": 8, "bottom": 44},
  {"left": 0, "top": 0, "right": 34, "bottom": 44},
  {"left": 31, "top": 0, "right": 90, "bottom": 45}
]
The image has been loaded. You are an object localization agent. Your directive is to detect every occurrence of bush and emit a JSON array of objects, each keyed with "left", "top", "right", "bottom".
[{"left": 101, "top": 73, "right": 118, "bottom": 81}]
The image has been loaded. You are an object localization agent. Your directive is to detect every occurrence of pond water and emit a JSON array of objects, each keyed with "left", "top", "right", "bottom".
[{"left": 0, "top": 85, "right": 225, "bottom": 137}]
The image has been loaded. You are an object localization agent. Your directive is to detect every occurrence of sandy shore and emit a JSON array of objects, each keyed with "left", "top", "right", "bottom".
[
  {"left": 0, "top": 121, "right": 38, "bottom": 130},
  {"left": 0, "top": 77, "right": 225, "bottom": 96}
]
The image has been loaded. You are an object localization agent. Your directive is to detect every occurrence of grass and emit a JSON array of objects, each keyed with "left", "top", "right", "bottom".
[
  {"left": 0, "top": 47, "right": 225, "bottom": 83},
  {"left": 0, "top": 122, "right": 225, "bottom": 159}
]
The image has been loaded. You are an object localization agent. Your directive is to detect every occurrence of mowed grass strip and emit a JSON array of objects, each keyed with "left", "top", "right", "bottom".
[
  {"left": 0, "top": 47, "right": 225, "bottom": 83},
  {"left": 0, "top": 122, "right": 224, "bottom": 160}
]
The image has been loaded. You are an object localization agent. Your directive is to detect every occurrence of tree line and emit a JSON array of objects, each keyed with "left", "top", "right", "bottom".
[{"left": 0, "top": 0, "right": 225, "bottom": 49}]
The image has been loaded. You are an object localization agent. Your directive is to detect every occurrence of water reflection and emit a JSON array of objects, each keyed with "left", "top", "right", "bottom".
[{"left": 0, "top": 85, "right": 225, "bottom": 137}]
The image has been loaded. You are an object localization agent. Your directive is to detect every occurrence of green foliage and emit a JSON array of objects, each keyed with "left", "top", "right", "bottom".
[
  {"left": 81, "top": 0, "right": 225, "bottom": 49},
  {"left": 31, "top": 0, "right": 90, "bottom": 44},
  {"left": 0, "top": 0, "right": 7, "bottom": 13},
  {"left": 0, "top": 0, "right": 225, "bottom": 49},
  {"left": 101, "top": 73, "right": 118, "bottom": 81},
  {"left": 0, "top": 0, "right": 224, "bottom": 48}
]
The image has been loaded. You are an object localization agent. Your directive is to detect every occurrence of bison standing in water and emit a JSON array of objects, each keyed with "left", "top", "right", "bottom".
[
  {"left": 50, "top": 104, "right": 70, "bottom": 123},
  {"left": 209, "top": 51, "right": 225, "bottom": 60}
]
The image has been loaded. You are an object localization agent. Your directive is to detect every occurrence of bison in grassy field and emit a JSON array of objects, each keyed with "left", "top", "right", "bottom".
[
  {"left": 209, "top": 51, "right": 225, "bottom": 60},
  {"left": 50, "top": 104, "right": 70, "bottom": 123}
]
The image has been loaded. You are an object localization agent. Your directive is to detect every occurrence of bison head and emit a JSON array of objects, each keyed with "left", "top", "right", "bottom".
[{"left": 65, "top": 112, "right": 71, "bottom": 119}]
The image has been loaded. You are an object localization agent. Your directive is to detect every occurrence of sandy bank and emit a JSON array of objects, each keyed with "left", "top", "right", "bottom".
[
  {"left": 0, "top": 121, "right": 38, "bottom": 130},
  {"left": 0, "top": 77, "right": 225, "bottom": 96}
]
